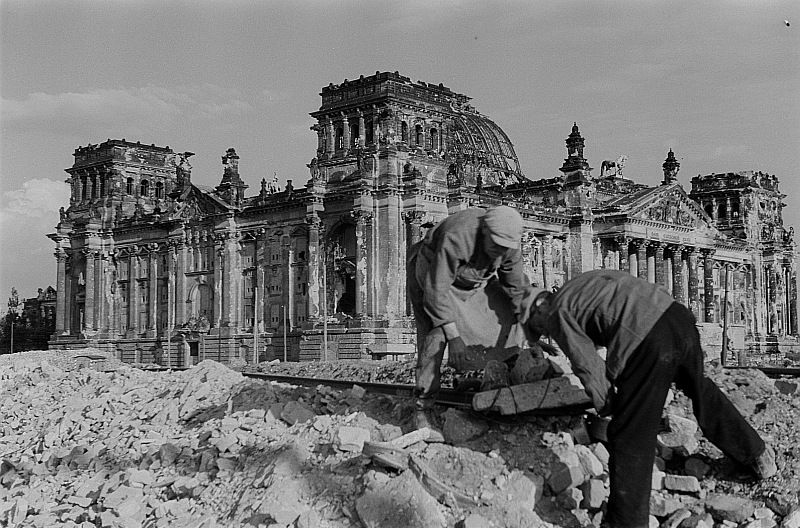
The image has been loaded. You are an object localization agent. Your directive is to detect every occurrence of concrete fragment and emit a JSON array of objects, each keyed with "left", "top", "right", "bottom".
[
  {"left": 456, "top": 513, "right": 492, "bottom": 528},
  {"left": 509, "top": 349, "right": 550, "bottom": 385},
  {"left": 705, "top": 493, "right": 757, "bottom": 524},
  {"left": 579, "top": 478, "right": 609, "bottom": 510},
  {"left": 548, "top": 462, "right": 585, "bottom": 494},
  {"left": 652, "top": 467, "right": 665, "bottom": 490},
  {"left": 781, "top": 506, "right": 800, "bottom": 528},
  {"left": 664, "top": 474, "right": 701, "bottom": 493},
  {"left": 590, "top": 442, "right": 610, "bottom": 472},
  {"left": 158, "top": 443, "right": 180, "bottom": 466},
  {"left": 355, "top": 470, "right": 446, "bottom": 528},
  {"left": 472, "top": 376, "right": 591, "bottom": 415},
  {"left": 280, "top": 401, "right": 315, "bottom": 425},
  {"left": 442, "top": 408, "right": 489, "bottom": 444},
  {"left": 336, "top": 426, "right": 371, "bottom": 452},
  {"left": 127, "top": 469, "right": 154, "bottom": 488},
  {"left": 349, "top": 384, "right": 367, "bottom": 399},
  {"left": 663, "top": 508, "right": 692, "bottom": 528}
]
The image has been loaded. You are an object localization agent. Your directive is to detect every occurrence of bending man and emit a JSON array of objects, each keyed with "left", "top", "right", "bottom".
[
  {"left": 524, "top": 269, "right": 776, "bottom": 527},
  {"left": 407, "top": 206, "right": 529, "bottom": 433}
]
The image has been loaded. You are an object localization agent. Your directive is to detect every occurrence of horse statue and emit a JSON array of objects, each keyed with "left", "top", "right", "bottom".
[{"left": 600, "top": 155, "right": 628, "bottom": 178}]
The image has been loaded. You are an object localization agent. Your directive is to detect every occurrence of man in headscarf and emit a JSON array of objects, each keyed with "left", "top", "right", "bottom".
[{"left": 407, "top": 205, "right": 530, "bottom": 434}]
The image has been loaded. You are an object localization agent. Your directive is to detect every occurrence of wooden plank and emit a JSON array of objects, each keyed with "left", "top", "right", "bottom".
[{"left": 472, "top": 375, "right": 591, "bottom": 415}]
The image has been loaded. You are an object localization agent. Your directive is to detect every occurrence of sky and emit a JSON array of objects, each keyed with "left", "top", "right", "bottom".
[{"left": 1, "top": 0, "right": 798, "bottom": 307}]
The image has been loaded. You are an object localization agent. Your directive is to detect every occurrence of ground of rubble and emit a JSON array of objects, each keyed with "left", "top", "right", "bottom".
[{"left": 1, "top": 350, "right": 799, "bottom": 528}]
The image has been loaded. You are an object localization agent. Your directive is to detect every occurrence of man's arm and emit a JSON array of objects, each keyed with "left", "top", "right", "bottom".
[
  {"left": 421, "top": 231, "right": 463, "bottom": 340},
  {"left": 550, "top": 311, "right": 613, "bottom": 414},
  {"left": 496, "top": 248, "right": 531, "bottom": 321}
]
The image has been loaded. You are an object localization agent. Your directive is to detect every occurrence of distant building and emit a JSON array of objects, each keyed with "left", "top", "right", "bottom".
[{"left": 48, "top": 71, "right": 798, "bottom": 364}]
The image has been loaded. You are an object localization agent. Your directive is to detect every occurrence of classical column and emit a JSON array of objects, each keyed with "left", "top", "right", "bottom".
[
  {"left": 213, "top": 240, "right": 223, "bottom": 329},
  {"left": 325, "top": 119, "right": 335, "bottom": 156},
  {"left": 616, "top": 236, "right": 629, "bottom": 273},
  {"left": 702, "top": 250, "right": 716, "bottom": 323},
  {"left": 354, "top": 211, "right": 372, "bottom": 316},
  {"left": 543, "top": 235, "right": 555, "bottom": 290},
  {"left": 148, "top": 247, "right": 158, "bottom": 334},
  {"left": 357, "top": 111, "right": 365, "bottom": 146},
  {"left": 55, "top": 249, "right": 69, "bottom": 336},
  {"left": 255, "top": 228, "right": 268, "bottom": 330},
  {"left": 83, "top": 249, "right": 96, "bottom": 331},
  {"left": 653, "top": 243, "right": 666, "bottom": 287},
  {"left": 403, "top": 210, "right": 425, "bottom": 315},
  {"left": 175, "top": 239, "right": 187, "bottom": 326},
  {"left": 306, "top": 219, "right": 322, "bottom": 321},
  {"left": 672, "top": 245, "right": 686, "bottom": 305},
  {"left": 635, "top": 239, "right": 648, "bottom": 280},
  {"left": 131, "top": 250, "right": 141, "bottom": 333},
  {"left": 687, "top": 248, "right": 700, "bottom": 319},
  {"left": 286, "top": 237, "right": 295, "bottom": 328},
  {"left": 341, "top": 114, "right": 350, "bottom": 153}
]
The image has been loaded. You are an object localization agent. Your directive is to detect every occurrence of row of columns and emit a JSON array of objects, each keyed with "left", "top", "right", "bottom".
[{"left": 613, "top": 237, "right": 719, "bottom": 323}]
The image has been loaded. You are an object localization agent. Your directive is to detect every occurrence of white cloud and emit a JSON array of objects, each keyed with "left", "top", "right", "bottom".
[
  {"left": 2, "top": 178, "right": 70, "bottom": 219},
  {"left": 1, "top": 84, "right": 254, "bottom": 134}
]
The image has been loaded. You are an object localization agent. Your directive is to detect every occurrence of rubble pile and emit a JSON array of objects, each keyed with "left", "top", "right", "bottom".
[{"left": 0, "top": 349, "right": 798, "bottom": 528}]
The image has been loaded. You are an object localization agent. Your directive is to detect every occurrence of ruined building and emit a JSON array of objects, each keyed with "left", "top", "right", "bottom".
[{"left": 48, "top": 71, "right": 798, "bottom": 364}]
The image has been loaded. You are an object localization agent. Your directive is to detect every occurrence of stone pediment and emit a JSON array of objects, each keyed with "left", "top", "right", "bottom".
[
  {"left": 629, "top": 185, "right": 715, "bottom": 231},
  {"left": 172, "top": 186, "right": 229, "bottom": 220}
]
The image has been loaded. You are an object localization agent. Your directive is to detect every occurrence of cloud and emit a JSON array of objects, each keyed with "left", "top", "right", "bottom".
[
  {"left": 1, "top": 84, "right": 254, "bottom": 135},
  {"left": 2, "top": 178, "right": 70, "bottom": 219}
]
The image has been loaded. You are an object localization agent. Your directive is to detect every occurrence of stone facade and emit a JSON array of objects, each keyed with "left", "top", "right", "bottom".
[{"left": 48, "top": 71, "right": 799, "bottom": 364}]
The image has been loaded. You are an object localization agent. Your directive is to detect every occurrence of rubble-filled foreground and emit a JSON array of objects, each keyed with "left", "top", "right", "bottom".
[{"left": 1, "top": 350, "right": 799, "bottom": 528}]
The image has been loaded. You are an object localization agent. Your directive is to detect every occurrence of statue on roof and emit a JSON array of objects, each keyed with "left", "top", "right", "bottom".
[{"left": 600, "top": 155, "right": 628, "bottom": 178}]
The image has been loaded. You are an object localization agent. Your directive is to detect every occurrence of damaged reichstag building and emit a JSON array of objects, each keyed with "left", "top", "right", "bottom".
[{"left": 48, "top": 71, "right": 799, "bottom": 365}]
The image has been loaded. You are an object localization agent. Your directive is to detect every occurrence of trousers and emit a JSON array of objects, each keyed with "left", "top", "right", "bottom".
[
  {"left": 407, "top": 243, "right": 446, "bottom": 407},
  {"left": 606, "top": 302, "right": 766, "bottom": 527}
]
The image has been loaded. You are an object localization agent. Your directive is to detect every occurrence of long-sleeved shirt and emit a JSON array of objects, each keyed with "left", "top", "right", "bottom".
[
  {"left": 542, "top": 269, "right": 676, "bottom": 411},
  {"left": 417, "top": 208, "right": 529, "bottom": 334}
]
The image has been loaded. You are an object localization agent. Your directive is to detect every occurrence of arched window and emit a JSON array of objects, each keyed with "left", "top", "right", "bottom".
[
  {"left": 81, "top": 175, "right": 88, "bottom": 201},
  {"left": 717, "top": 201, "right": 727, "bottom": 219},
  {"left": 415, "top": 124, "right": 423, "bottom": 146},
  {"left": 430, "top": 128, "right": 439, "bottom": 151},
  {"left": 350, "top": 122, "right": 359, "bottom": 147},
  {"left": 91, "top": 175, "right": 98, "bottom": 198},
  {"left": 401, "top": 121, "right": 408, "bottom": 143},
  {"left": 155, "top": 181, "right": 164, "bottom": 199},
  {"left": 704, "top": 203, "right": 713, "bottom": 218},
  {"left": 126, "top": 178, "right": 134, "bottom": 195},
  {"left": 140, "top": 179, "right": 149, "bottom": 197}
]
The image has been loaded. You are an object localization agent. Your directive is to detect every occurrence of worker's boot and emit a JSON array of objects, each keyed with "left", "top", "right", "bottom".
[
  {"left": 752, "top": 446, "right": 777, "bottom": 479},
  {"left": 414, "top": 400, "right": 445, "bottom": 443}
]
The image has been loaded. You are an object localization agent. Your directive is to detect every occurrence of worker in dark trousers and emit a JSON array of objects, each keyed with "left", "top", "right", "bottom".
[
  {"left": 407, "top": 206, "right": 530, "bottom": 435},
  {"left": 523, "top": 269, "right": 777, "bottom": 528}
]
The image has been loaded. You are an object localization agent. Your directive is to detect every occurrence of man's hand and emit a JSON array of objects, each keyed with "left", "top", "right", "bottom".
[{"left": 447, "top": 336, "right": 468, "bottom": 371}]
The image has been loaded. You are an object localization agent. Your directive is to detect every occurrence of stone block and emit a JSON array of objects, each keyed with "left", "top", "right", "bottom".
[
  {"left": 280, "top": 401, "right": 315, "bottom": 425},
  {"left": 579, "top": 478, "right": 609, "bottom": 510},
  {"left": 456, "top": 513, "right": 491, "bottom": 528},
  {"left": 705, "top": 493, "right": 757, "bottom": 524},
  {"left": 649, "top": 492, "right": 683, "bottom": 517},
  {"left": 774, "top": 380, "right": 798, "bottom": 395},
  {"left": 663, "top": 508, "right": 692, "bottom": 528},
  {"left": 652, "top": 468, "right": 665, "bottom": 490},
  {"left": 442, "top": 408, "right": 489, "bottom": 444},
  {"left": 590, "top": 442, "right": 610, "bottom": 472},
  {"left": 556, "top": 488, "right": 583, "bottom": 510},
  {"left": 216, "top": 457, "right": 237, "bottom": 472},
  {"left": 355, "top": 470, "right": 446, "bottom": 528},
  {"left": 664, "top": 474, "right": 701, "bottom": 494},
  {"left": 158, "top": 443, "right": 180, "bottom": 466},
  {"left": 684, "top": 457, "right": 711, "bottom": 479},
  {"left": 548, "top": 462, "right": 585, "bottom": 494},
  {"left": 336, "top": 426, "right": 371, "bottom": 452},
  {"left": 657, "top": 431, "right": 699, "bottom": 458},
  {"left": 574, "top": 445, "right": 604, "bottom": 478},
  {"left": 349, "top": 384, "right": 367, "bottom": 399},
  {"left": 781, "top": 506, "right": 800, "bottom": 528},
  {"left": 505, "top": 470, "right": 544, "bottom": 510}
]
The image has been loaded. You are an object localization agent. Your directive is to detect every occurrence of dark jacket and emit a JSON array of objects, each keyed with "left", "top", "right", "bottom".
[
  {"left": 543, "top": 269, "right": 676, "bottom": 411},
  {"left": 416, "top": 208, "right": 529, "bottom": 331}
]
